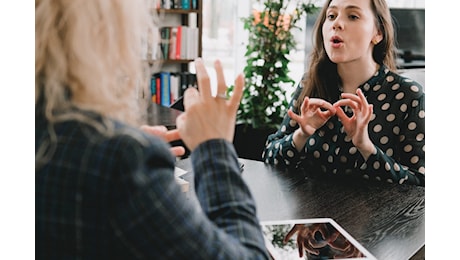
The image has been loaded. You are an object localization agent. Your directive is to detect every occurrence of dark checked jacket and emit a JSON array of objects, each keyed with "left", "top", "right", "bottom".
[{"left": 35, "top": 107, "right": 269, "bottom": 259}]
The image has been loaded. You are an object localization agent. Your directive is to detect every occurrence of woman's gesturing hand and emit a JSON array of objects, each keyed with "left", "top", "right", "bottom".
[
  {"left": 334, "top": 89, "right": 376, "bottom": 159},
  {"left": 288, "top": 97, "right": 336, "bottom": 138},
  {"left": 176, "top": 58, "right": 244, "bottom": 151}
]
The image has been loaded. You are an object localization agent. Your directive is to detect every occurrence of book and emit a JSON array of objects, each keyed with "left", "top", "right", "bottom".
[
  {"left": 156, "top": 76, "right": 161, "bottom": 104},
  {"left": 260, "top": 218, "right": 376, "bottom": 260},
  {"left": 159, "top": 27, "right": 171, "bottom": 60},
  {"left": 175, "top": 25, "right": 182, "bottom": 60},
  {"left": 150, "top": 75, "right": 157, "bottom": 103},
  {"left": 160, "top": 72, "right": 171, "bottom": 106},
  {"left": 182, "top": 0, "right": 190, "bottom": 10}
]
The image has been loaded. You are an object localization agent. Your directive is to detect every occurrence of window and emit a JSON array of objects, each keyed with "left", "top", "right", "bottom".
[
  {"left": 200, "top": 0, "right": 424, "bottom": 96},
  {"left": 200, "top": 0, "right": 307, "bottom": 98}
]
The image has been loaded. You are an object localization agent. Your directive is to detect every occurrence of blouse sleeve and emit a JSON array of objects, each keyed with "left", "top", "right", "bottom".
[
  {"left": 262, "top": 82, "right": 305, "bottom": 169},
  {"left": 359, "top": 82, "right": 425, "bottom": 186}
]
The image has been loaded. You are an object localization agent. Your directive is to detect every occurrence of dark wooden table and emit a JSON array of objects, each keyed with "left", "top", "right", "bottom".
[{"left": 176, "top": 158, "right": 425, "bottom": 260}]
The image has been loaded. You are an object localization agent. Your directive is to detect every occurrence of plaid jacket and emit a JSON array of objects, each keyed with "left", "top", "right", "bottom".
[{"left": 36, "top": 110, "right": 269, "bottom": 259}]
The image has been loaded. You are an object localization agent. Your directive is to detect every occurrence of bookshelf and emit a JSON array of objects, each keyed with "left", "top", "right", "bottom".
[{"left": 147, "top": 0, "right": 203, "bottom": 108}]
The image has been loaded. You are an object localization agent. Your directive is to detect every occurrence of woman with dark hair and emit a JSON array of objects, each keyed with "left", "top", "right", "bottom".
[{"left": 263, "top": 0, "right": 424, "bottom": 186}]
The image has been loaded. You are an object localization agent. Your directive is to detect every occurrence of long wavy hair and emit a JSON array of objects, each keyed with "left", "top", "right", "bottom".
[
  {"left": 35, "top": 0, "right": 158, "bottom": 126},
  {"left": 36, "top": 0, "right": 159, "bottom": 168},
  {"left": 297, "top": 0, "right": 397, "bottom": 107}
]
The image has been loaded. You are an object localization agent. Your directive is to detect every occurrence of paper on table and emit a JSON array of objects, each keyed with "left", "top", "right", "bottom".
[{"left": 175, "top": 166, "right": 189, "bottom": 192}]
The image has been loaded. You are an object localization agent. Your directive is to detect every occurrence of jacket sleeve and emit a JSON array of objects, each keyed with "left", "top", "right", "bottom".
[{"left": 110, "top": 135, "right": 269, "bottom": 259}]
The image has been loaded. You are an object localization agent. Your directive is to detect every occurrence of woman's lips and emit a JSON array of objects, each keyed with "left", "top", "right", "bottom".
[{"left": 330, "top": 36, "right": 343, "bottom": 48}]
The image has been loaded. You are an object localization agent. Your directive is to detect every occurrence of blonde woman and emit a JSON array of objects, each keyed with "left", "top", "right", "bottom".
[{"left": 35, "top": 0, "right": 269, "bottom": 258}]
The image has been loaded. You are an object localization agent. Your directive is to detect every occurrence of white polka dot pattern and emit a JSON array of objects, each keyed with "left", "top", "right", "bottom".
[{"left": 262, "top": 66, "right": 425, "bottom": 186}]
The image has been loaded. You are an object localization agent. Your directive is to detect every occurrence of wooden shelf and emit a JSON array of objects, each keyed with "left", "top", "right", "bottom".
[
  {"left": 156, "top": 9, "right": 201, "bottom": 14},
  {"left": 147, "top": 0, "right": 202, "bottom": 108},
  {"left": 147, "top": 59, "right": 195, "bottom": 66}
]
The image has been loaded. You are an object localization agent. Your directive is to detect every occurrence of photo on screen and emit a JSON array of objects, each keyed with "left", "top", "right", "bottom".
[{"left": 260, "top": 218, "right": 376, "bottom": 260}]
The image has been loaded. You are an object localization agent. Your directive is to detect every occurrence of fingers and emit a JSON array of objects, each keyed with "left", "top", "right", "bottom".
[
  {"left": 287, "top": 109, "right": 301, "bottom": 122},
  {"left": 297, "top": 235, "right": 305, "bottom": 258},
  {"left": 140, "top": 125, "right": 181, "bottom": 143},
  {"left": 170, "top": 146, "right": 186, "bottom": 157},
  {"left": 309, "top": 98, "right": 335, "bottom": 112},
  {"left": 335, "top": 103, "right": 351, "bottom": 123},
  {"left": 140, "top": 125, "right": 184, "bottom": 157},
  {"left": 194, "top": 58, "right": 211, "bottom": 100},
  {"left": 229, "top": 73, "right": 244, "bottom": 111},
  {"left": 183, "top": 86, "right": 200, "bottom": 110},
  {"left": 338, "top": 89, "right": 368, "bottom": 109},
  {"left": 140, "top": 125, "right": 167, "bottom": 135},
  {"left": 163, "top": 129, "right": 181, "bottom": 143},
  {"left": 301, "top": 97, "right": 336, "bottom": 115},
  {"left": 334, "top": 89, "right": 372, "bottom": 122},
  {"left": 333, "top": 99, "right": 358, "bottom": 110},
  {"left": 214, "top": 60, "right": 227, "bottom": 97},
  {"left": 284, "top": 225, "right": 299, "bottom": 244},
  {"left": 364, "top": 104, "right": 374, "bottom": 122},
  {"left": 356, "top": 88, "right": 369, "bottom": 106},
  {"left": 175, "top": 58, "right": 244, "bottom": 151},
  {"left": 175, "top": 113, "right": 186, "bottom": 133}
]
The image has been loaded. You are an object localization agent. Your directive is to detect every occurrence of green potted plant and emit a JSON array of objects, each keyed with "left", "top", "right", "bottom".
[{"left": 231, "top": 0, "right": 318, "bottom": 160}]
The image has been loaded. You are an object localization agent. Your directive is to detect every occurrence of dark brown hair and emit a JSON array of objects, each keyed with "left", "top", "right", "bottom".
[{"left": 297, "top": 0, "right": 397, "bottom": 107}]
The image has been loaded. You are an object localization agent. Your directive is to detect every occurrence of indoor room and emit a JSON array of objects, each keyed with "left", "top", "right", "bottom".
[{"left": 30, "top": 1, "right": 434, "bottom": 259}]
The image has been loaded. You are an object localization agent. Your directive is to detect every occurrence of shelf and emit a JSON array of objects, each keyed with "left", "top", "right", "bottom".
[
  {"left": 156, "top": 8, "right": 201, "bottom": 14},
  {"left": 161, "top": 59, "right": 195, "bottom": 64},
  {"left": 147, "top": 59, "right": 196, "bottom": 66},
  {"left": 146, "top": 0, "right": 202, "bottom": 108}
]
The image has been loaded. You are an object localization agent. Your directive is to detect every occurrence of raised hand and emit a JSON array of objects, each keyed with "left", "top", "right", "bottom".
[{"left": 176, "top": 58, "right": 244, "bottom": 151}]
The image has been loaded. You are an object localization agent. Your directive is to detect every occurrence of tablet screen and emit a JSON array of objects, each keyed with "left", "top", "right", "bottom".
[{"left": 260, "top": 218, "right": 376, "bottom": 260}]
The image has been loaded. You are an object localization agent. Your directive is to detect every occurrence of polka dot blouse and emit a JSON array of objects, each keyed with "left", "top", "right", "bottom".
[{"left": 262, "top": 66, "right": 425, "bottom": 186}]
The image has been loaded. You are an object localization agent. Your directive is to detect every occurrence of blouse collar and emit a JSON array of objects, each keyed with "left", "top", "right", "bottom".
[{"left": 360, "top": 64, "right": 388, "bottom": 93}]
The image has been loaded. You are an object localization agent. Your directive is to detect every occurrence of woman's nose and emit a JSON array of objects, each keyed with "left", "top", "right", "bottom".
[{"left": 332, "top": 17, "right": 343, "bottom": 31}]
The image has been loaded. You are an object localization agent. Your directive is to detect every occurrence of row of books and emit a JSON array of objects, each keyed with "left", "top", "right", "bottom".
[
  {"left": 151, "top": 71, "right": 197, "bottom": 106},
  {"left": 157, "top": 0, "right": 198, "bottom": 10},
  {"left": 159, "top": 25, "right": 199, "bottom": 60}
]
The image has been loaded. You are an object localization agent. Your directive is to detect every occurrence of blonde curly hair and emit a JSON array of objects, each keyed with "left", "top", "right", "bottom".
[{"left": 36, "top": 0, "right": 158, "bottom": 126}]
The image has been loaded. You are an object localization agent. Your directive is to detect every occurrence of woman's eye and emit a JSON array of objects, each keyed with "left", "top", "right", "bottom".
[
  {"left": 349, "top": 15, "right": 359, "bottom": 20},
  {"left": 327, "top": 14, "right": 336, "bottom": 20}
]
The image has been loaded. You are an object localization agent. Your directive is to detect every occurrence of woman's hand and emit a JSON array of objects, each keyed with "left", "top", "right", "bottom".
[
  {"left": 140, "top": 125, "right": 185, "bottom": 157},
  {"left": 284, "top": 224, "right": 330, "bottom": 257},
  {"left": 333, "top": 88, "right": 376, "bottom": 159},
  {"left": 288, "top": 97, "right": 336, "bottom": 137},
  {"left": 176, "top": 58, "right": 243, "bottom": 151},
  {"left": 284, "top": 223, "right": 363, "bottom": 259},
  {"left": 288, "top": 97, "right": 336, "bottom": 151}
]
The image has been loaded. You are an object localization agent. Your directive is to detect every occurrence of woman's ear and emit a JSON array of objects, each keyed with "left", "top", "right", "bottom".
[{"left": 372, "top": 30, "right": 383, "bottom": 45}]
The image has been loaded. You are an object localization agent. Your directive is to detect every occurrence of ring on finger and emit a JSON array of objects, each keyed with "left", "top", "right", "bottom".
[{"left": 215, "top": 93, "right": 228, "bottom": 100}]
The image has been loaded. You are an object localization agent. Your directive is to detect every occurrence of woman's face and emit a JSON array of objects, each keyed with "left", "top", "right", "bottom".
[{"left": 322, "top": 0, "right": 382, "bottom": 65}]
